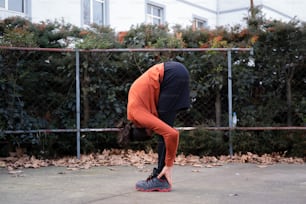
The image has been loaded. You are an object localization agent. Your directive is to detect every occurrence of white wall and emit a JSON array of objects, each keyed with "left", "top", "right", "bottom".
[
  {"left": 217, "top": 0, "right": 305, "bottom": 23},
  {"left": 1, "top": 0, "right": 305, "bottom": 32},
  {"left": 215, "top": 0, "right": 306, "bottom": 28},
  {"left": 0, "top": 9, "right": 26, "bottom": 20},
  {"left": 108, "top": 0, "right": 217, "bottom": 31},
  {"left": 109, "top": 0, "right": 146, "bottom": 31},
  {"left": 167, "top": 0, "right": 216, "bottom": 29},
  {"left": 259, "top": 0, "right": 306, "bottom": 21},
  {"left": 31, "top": 0, "right": 81, "bottom": 25}
]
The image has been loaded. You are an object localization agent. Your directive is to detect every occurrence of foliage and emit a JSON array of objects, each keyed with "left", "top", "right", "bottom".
[
  {"left": 178, "top": 130, "right": 228, "bottom": 156},
  {"left": 0, "top": 12, "right": 305, "bottom": 158},
  {"left": 76, "top": 25, "right": 118, "bottom": 49},
  {"left": 251, "top": 19, "right": 305, "bottom": 126}
]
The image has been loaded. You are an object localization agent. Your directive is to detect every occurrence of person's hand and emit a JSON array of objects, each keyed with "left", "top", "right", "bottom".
[{"left": 157, "top": 166, "right": 173, "bottom": 186}]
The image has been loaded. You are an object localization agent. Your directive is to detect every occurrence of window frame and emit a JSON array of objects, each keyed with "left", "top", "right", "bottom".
[
  {"left": 192, "top": 15, "right": 208, "bottom": 29},
  {"left": 0, "top": 0, "right": 25, "bottom": 13},
  {"left": 82, "top": 0, "right": 107, "bottom": 26},
  {"left": 0, "top": 0, "right": 5, "bottom": 8},
  {"left": 146, "top": 1, "right": 165, "bottom": 25}
]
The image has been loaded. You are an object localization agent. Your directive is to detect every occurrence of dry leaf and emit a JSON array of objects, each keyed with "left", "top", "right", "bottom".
[
  {"left": 8, "top": 170, "right": 23, "bottom": 174},
  {"left": 67, "top": 167, "right": 79, "bottom": 171},
  {"left": 192, "top": 164, "right": 203, "bottom": 168},
  {"left": 0, "top": 161, "right": 6, "bottom": 168},
  {"left": 2, "top": 149, "right": 305, "bottom": 170},
  {"left": 257, "top": 165, "right": 268, "bottom": 168}
]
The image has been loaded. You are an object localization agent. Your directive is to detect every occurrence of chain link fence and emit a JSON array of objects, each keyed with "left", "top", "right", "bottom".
[{"left": 1, "top": 47, "right": 305, "bottom": 157}]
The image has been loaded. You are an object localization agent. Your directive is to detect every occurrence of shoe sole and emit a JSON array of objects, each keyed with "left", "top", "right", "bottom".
[{"left": 136, "top": 187, "right": 171, "bottom": 192}]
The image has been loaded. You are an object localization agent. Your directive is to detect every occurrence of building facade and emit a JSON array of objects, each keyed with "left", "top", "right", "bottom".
[{"left": 0, "top": 0, "right": 304, "bottom": 32}]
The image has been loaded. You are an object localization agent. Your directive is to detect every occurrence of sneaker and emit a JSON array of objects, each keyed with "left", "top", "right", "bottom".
[{"left": 135, "top": 177, "right": 171, "bottom": 192}]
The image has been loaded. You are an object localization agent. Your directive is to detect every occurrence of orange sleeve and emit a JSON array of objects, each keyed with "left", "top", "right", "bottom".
[
  {"left": 131, "top": 108, "right": 179, "bottom": 166},
  {"left": 127, "top": 63, "right": 164, "bottom": 121}
]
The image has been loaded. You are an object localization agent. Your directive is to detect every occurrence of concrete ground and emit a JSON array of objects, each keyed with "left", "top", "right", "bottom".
[{"left": 0, "top": 163, "right": 305, "bottom": 204}]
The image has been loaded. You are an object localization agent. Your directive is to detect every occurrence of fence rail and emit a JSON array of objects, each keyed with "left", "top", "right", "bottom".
[
  {"left": 3, "top": 126, "right": 305, "bottom": 135},
  {"left": 0, "top": 46, "right": 254, "bottom": 52}
]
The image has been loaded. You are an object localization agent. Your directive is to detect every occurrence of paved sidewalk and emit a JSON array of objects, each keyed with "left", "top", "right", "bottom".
[{"left": 0, "top": 163, "right": 305, "bottom": 204}]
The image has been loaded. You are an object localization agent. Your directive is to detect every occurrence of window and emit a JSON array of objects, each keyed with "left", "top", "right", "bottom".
[
  {"left": 83, "top": 0, "right": 106, "bottom": 26},
  {"left": 0, "top": 0, "right": 25, "bottom": 12},
  {"left": 193, "top": 16, "right": 207, "bottom": 29},
  {"left": 83, "top": 0, "right": 90, "bottom": 25},
  {"left": 9, "top": 0, "right": 24, "bottom": 12},
  {"left": 146, "top": 3, "right": 164, "bottom": 25},
  {"left": 0, "top": 0, "right": 5, "bottom": 8}
]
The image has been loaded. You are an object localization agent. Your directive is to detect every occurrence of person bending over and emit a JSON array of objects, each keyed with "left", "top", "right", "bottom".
[{"left": 119, "top": 61, "right": 190, "bottom": 192}]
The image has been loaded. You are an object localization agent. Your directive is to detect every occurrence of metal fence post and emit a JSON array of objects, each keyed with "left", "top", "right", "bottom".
[
  {"left": 75, "top": 49, "right": 81, "bottom": 159},
  {"left": 227, "top": 49, "right": 233, "bottom": 157}
]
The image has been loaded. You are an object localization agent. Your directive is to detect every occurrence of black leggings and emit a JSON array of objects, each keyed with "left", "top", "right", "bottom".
[
  {"left": 157, "top": 111, "right": 177, "bottom": 174},
  {"left": 156, "top": 61, "right": 190, "bottom": 174}
]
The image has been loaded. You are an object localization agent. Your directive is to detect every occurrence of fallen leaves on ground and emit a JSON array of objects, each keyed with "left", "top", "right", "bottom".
[{"left": 0, "top": 149, "right": 304, "bottom": 171}]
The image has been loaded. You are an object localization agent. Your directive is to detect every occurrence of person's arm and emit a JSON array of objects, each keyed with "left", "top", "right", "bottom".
[{"left": 157, "top": 166, "right": 173, "bottom": 185}]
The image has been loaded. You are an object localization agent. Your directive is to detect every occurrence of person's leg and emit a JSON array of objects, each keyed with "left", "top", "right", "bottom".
[
  {"left": 156, "top": 111, "right": 176, "bottom": 175},
  {"left": 154, "top": 62, "right": 189, "bottom": 174}
]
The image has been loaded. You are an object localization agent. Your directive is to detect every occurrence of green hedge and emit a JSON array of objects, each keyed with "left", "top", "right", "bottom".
[{"left": 0, "top": 10, "right": 305, "bottom": 158}]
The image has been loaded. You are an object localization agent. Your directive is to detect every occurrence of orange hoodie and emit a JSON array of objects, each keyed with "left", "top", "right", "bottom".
[{"left": 127, "top": 63, "right": 179, "bottom": 166}]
